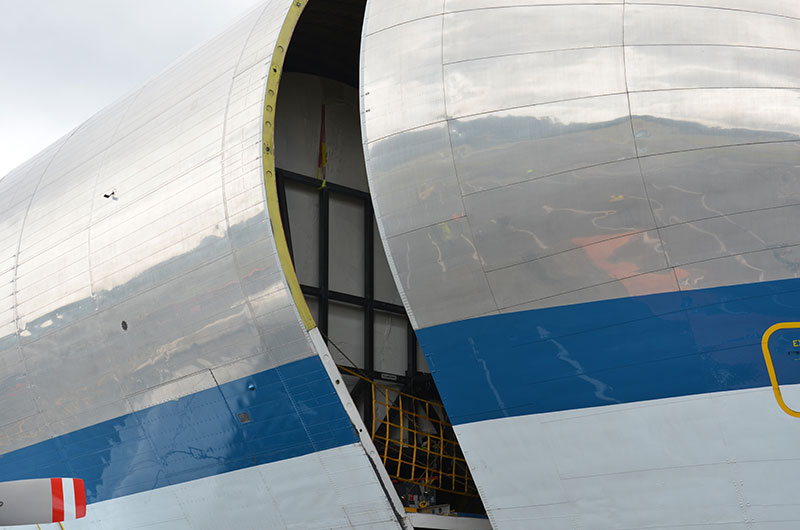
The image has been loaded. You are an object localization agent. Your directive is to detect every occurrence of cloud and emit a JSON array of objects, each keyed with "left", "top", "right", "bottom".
[{"left": 0, "top": 0, "right": 262, "bottom": 179}]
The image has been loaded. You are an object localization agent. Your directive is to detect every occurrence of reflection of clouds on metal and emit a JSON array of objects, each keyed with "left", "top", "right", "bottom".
[
  {"left": 363, "top": 1, "right": 800, "bottom": 528},
  {"left": 0, "top": 1, "right": 407, "bottom": 529},
  {"left": 363, "top": 0, "right": 800, "bottom": 328},
  {"left": 537, "top": 325, "right": 619, "bottom": 405}
]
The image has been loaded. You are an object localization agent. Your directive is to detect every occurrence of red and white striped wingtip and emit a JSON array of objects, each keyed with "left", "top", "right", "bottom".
[
  {"left": 50, "top": 478, "right": 87, "bottom": 521},
  {"left": 0, "top": 477, "right": 86, "bottom": 526}
]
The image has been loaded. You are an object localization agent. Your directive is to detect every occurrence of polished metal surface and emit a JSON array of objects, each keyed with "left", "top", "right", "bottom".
[
  {"left": 0, "top": 1, "right": 301, "bottom": 445},
  {"left": 362, "top": 2, "right": 800, "bottom": 527},
  {"left": 362, "top": 0, "right": 800, "bottom": 329},
  {"left": 0, "top": 2, "right": 407, "bottom": 528}
]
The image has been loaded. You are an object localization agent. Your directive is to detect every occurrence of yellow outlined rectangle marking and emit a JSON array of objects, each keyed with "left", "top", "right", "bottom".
[{"left": 761, "top": 322, "right": 800, "bottom": 418}]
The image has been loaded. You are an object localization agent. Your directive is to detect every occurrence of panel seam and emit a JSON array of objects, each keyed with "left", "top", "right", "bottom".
[
  {"left": 439, "top": 0, "right": 501, "bottom": 316},
  {"left": 11, "top": 126, "right": 84, "bottom": 423},
  {"left": 622, "top": 1, "right": 678, "bottom": 288}
]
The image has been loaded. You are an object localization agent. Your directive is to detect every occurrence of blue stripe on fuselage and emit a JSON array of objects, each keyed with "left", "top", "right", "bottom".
[
  {"left": 0, "top": 355, "right": 356, "bottom": 503},
  {"left": 417, "top": 277, "right": 800, "bottom": 425}
]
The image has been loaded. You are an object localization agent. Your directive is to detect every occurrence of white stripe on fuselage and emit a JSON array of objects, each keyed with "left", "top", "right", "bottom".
[
  {"left": 27, "top": 445, "right": 404, "bottom": 530},
  {"left": 454, "top": 384, "right": 800, "bottom": 529}
]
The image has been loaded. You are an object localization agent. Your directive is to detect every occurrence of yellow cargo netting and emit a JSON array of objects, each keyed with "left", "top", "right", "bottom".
[{"left": 337, "top": 365, "right": 478, "bottom": 498}]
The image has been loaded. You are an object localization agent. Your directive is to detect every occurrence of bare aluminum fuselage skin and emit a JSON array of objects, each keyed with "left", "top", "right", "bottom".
[
  {"left": 0, "top": 2, "right": 405, "bottom": 529},
  {"left": 361, "top": 1, "right": 800, "bottom": 528},
  {"left": 2, "top": 0, "right": 799, "bottom": 528}
]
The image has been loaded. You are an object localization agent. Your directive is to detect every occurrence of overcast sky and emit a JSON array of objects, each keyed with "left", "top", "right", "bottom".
[{"left": 0, "top": 0, "right": 264, "bottom": 179}]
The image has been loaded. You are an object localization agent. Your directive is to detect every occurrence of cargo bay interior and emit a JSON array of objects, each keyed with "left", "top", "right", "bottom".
[{"left": 273, "top": 0, "right": 485, "bottom": 518}]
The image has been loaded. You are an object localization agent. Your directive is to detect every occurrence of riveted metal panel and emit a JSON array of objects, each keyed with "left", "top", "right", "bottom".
[
  {"left": 0, "top": 2, "right": 407, "bottom": 528},
  {"left": 625, "top": 4, "right": 800, "bottom": 49},
  {"left": 366, "top": 122, "right": 465, "bottom": 238},
  {"left": 630, "top": 88, "right": 800, "bottom": 156},
  {"left": 442, "top": 5, "right": 622, "bottom": 65},
  {"left": 449, "top": 94, "right": 637, "bottom": 194},
  {"left": 361, "top": 15, "right": 446, "bottom": 141},
  {"left": 443, "top": 47, "right": 627, "bottom": 119},
  {"left": 640, "top": 141, "right": 800, "bottom": 226},
  {"left": 464, "top": 159, "right": 657, "bottom": 272},
  {"left": 364, "top": 0, "right": 444, "bottom": 36},
  {"left": 362, "top": 1, "right": 800, "bottom": 527},
  {"left": 385, "top": 218, "right": 498, "bottom": 328},
  {"left": 626, "top": 46, "right": 800, "bottom": 91},
  {"left": 364, "top": 2, "right": 800, "bottom": 326},
  {"left": 660, "top": 204, "right": 800, "bottom": 267},
  {"left": 627, "top": 0, "right": 800, "bottom": 18}
]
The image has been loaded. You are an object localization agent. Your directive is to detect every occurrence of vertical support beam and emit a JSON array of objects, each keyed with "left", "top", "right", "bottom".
[
  {"left": 364, "top": 383, "right": 373, "bottom": 448},
  {"left": 364, "top": 198, "right": 375, "bottom": 434},
  {"left": 365, "top": 198, "right": 375, "bottom": 372},
  {"left": 275, "top": 170, "right": 294, "bottom": 261},
  {"left": 319, "top": 185, "right": 330, "bottom": 337},
  {"left": 407, "top": 319, "right": 417, "bottom": 378}
]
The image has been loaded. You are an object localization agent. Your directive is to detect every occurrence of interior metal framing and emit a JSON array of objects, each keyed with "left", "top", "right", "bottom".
[{"left": 275, "top": 168, "right": 419, "bottom": 381}]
